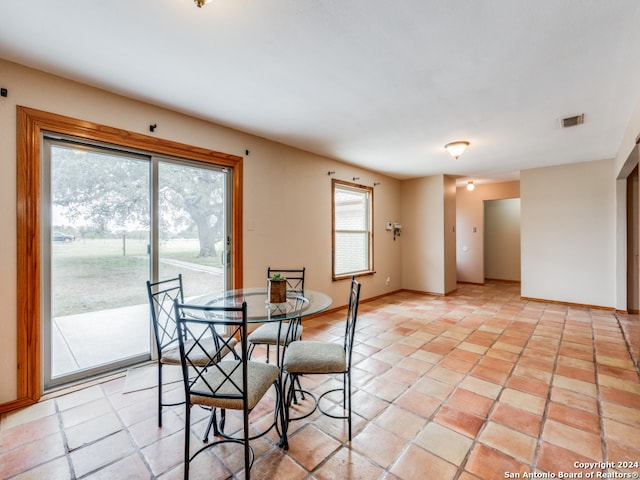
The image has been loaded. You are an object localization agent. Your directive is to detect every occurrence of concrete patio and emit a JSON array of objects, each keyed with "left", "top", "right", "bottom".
[{"left": 51, "top": 303, "right": 151, "bottom": 378}]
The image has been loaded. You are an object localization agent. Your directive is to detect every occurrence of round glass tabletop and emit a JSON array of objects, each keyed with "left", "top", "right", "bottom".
[{"left": 189, "top": 287, "right": 332, "bottom": 323}]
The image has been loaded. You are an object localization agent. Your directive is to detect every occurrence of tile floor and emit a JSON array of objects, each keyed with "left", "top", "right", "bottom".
[{"left": 1, "top": 281, "right": 640, "bottom": 480}]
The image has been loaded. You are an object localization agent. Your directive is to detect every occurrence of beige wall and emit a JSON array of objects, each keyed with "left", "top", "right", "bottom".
[
  {"left": 1, "top": 56, "right": 633, "bottom": 406},
  {"left": 521, "top": 159, "right": 616, "bottom": 308},
  {"left": 456, "top": 181, "right": 520, "bottom": 284},
  {"left": 443, "top": 175, "right": 457, "bottom": 293},
  {"left": 484, "top": 198, "right": 521, "bottom": 281},
  {"left": 240, "top": 141, "right": 404, "bottom": 299},
  {"left": 401, "top": 174, "right": 456, "bottom": 294},
  {"left": 0, "top": 59, "right": 403, "bottom": 404}
]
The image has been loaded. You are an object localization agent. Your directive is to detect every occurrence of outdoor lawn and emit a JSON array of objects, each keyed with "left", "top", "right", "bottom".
[{"left": 51, "top": 237, "right": 225, "bottom": 317}]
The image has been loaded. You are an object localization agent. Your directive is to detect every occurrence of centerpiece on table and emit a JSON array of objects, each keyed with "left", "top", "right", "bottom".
[{"left": 268, "top": 272, "right": 288, "bottom": 304}]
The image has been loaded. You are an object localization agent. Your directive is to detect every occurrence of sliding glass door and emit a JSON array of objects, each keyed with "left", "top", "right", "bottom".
[
  {"left": 156, "top": 160, "right": 230, "bottom": 298},
  {"left": 42, "top": 137, "right": 231, "bottom": 389}
]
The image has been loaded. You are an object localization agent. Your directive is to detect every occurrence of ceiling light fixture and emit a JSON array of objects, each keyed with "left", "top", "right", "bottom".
[
  {"left": 194, "top": 0, "right": 212, "bottom": 7},
  {"left": 445, "top": 141, "right": 470, "bottom": 159},
  {"left": 466, "top": 181, "right": 475, "bottom": 191}
]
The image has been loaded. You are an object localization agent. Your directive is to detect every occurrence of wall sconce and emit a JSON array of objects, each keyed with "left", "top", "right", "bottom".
[
  {"left": 466, "top": 181, "right": 475, "bottom": 191},
  {"left": 445, "top": 141, "right": 470, "bottom": 159}
]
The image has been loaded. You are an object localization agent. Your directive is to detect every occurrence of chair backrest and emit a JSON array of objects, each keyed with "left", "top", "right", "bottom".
[
  {"left": 344, "top": 276, "right": 362, "bottom": 370},
  {"left": 147, "top": 275, "right": 184, "bottom": 354},
  {"left": 278, "top": 294, "right": 310, "bottom": 352},
  {"left": 174, "top": 300, "right": 248, "bottom": 404},
  {"left": 267, "top": 267, "right": 305, "bottom": 294}
]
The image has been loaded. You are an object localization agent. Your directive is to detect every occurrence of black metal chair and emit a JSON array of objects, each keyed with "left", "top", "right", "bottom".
[
  {"left": 248, "top": 267, "right": 306, "bottom": 362},
  {"left": 282, "top": 276, "right": 361, "bottom": 441},
  {"left": 146, "top": 275, "right": 237, "bottom": 427},
  {"left": 175, "top": 300, "right": 283, "bottom": 480}
]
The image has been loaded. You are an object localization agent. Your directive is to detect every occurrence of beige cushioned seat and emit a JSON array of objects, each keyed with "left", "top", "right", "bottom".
[
  {"left": 190, "top": 360, "right": 280, "bottom": 410},
  {"left": 283, "top": 341, "right": 346, "bottom": 374},
  {"left": 248, "top": 323, "right": 302, "bottom": 345}
]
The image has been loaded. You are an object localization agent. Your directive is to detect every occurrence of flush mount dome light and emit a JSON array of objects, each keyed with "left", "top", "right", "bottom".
[
  {"left": 445, "top": 141, "right": 470, "bottom": 159},
  {"left": 466, "top": 181, "right": 475, "bottom": 191},
  {"left": 194, "top": 0, "right": 213, "bottom": 7}
]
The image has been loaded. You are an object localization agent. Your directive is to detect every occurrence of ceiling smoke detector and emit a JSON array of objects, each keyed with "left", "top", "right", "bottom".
[{"left": 561, "top": 113, "right": 585, "bottom": 128}]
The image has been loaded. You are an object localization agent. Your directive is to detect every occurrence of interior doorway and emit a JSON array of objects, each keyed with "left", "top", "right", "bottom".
[{"left": 484, "top": 198, "right": 521, "bottom": 282}]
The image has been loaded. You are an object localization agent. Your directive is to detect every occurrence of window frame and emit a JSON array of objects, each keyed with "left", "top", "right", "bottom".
[{"left": 332, "top": 179, "right": 374, "bottom": 280}]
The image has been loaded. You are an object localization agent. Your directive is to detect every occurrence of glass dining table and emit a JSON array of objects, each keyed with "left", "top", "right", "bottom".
[
  {"left": 188, "top": 287, "right": 332, "bottom": 324},
  {"left": 186, "top": 287, "right": 332, "bottom": 449}
]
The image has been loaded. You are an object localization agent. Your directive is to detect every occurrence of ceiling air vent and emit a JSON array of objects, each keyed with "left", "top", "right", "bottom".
[{"left": 561, "top": 113, "right": 584, "bottom": 128}]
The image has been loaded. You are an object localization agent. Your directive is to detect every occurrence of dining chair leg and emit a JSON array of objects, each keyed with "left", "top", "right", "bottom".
[
  {"left": 242, "top": 399, "right": 251, "bottom": 479},
  {"left": 288, "top": 373, "right": 305, "bottom": 405},
  {"left": 294, "top": 376, "right": 305, "bottom": 402},
  {"left": 213, "top": 409, "right": 220, "bottom": 436},
  {"left": 283, "top": 372, "right": 295, "bottom": 424},
  {"left": 184, "top": 404, "right": 191, "bottom": 480},
  {"left": 347, "top": 372, "right": 352, "bottom": 441},
  {"left": 219, "top": 409, "right": 226, "bottom": 432},
  {"left": 157, "top": 363, "right": 163, "bottom": 427},
  {"left": 202, "top": 409, "right": 217, "bottom": 442},
  {"left": 276, "top": 376, "right": 289, "bottom": 450},
  {"left": 341, "top": 373, "right": 346, "bottom": 408}
]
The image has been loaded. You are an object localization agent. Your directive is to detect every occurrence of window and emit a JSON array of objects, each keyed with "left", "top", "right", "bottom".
[{"left": 332, "top": 179, "right": 374, "bottom": 279}]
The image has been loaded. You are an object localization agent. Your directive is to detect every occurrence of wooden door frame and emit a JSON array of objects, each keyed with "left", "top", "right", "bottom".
[{"left": 4, "top": 106, "right": 243, "bottom": 412}]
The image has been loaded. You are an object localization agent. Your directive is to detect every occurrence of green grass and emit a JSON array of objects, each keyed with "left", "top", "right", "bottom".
[{"left": 51, "top": 238, "right": 224, "bottom": 316}]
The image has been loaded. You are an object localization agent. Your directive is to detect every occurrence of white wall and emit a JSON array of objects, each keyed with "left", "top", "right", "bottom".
[
  {"left": 521, "top": 159, "right": 616, "bottom": 308},
  {"left": 0, "top": 59, "right": 403, "bottom": 405}
]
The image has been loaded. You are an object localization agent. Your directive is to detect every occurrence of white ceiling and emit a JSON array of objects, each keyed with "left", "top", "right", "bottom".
[{"left": 2, "top": 0, "right": 640, "bottom": 183}]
